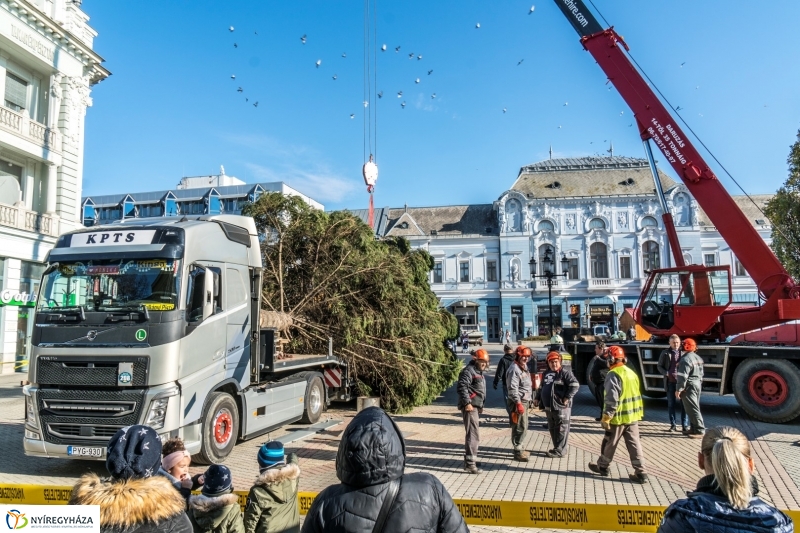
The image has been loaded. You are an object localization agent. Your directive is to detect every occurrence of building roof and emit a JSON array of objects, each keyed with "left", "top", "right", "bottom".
[
  {"left": 385, "top": 205, "right": 498, "bottom": 237},
  {"left": 345, "top": 207, "right": 391, "bottom": 236},
  {"left": 511, "top": 156, "right": 677, "bottom": 199},
  {"left": 697, "top": 194, "right": 773, "bottom": 229}
]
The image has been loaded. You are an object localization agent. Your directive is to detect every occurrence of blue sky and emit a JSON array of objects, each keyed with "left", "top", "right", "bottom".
[{"left": 82, "top": 1, "right": 800, "bottom": 211}]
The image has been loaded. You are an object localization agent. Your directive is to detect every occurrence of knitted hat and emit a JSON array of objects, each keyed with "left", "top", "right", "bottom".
[
  {"left": 258, "top": 441, "right": 286, "bottom": 471},
  {"left": 106, "top": 425, "right": 162, "bottom": 480},
  {"left": 202, "top": 464, "right": 234, "bottom": 496}
]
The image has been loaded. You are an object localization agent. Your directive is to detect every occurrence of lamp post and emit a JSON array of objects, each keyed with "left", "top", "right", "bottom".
[{"left": 530, "top": 247, "right": 570, "bottom": 338}]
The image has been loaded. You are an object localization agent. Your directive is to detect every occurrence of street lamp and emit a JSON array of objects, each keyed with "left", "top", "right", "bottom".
[{"left": 529, "top": 246, "right": 570, "bottom": 339}]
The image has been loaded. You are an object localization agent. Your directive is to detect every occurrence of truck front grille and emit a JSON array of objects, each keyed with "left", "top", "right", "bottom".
[
  {"left": 38, "top": 389, "right": 146, "bottom": 445},
  {"left": 36, "top": 358, "right": 148, "bottom": 387}
]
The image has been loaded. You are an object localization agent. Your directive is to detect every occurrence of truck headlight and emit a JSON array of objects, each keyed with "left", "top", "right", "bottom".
[
  {"left": 25, "top": 395, "right": 38, "bottom": 430},
  {"left": 145, "top": 398, "right": 170, "bottom": 430}
]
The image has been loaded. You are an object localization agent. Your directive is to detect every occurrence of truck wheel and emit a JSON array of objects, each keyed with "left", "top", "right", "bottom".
[
  {"left": 733, "top": 358, "right": 800, "bottom": 423},
  {"left": 195, "top": 392, "right": 240, "bottom": 464},
  {"left": 585, "top": 360, "right": 598, "bottom": 397},
  {"left": 301, "top": 376, "right": 324, "bottom": 424}
]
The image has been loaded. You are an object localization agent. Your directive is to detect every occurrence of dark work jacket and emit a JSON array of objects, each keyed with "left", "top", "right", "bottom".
[
  {"left": 536, "top": 367, "right": 579, "bottom": 411},
  {"left": 457, "top": 361, "right": 486, "bottom": 409},
  {"left": 493, "top": 353, "right": 515, "bottom": 391},
  {"left": 301, "top": 407, "right": 468, "bottom": 533},
  {"left": 658, "top": 475, "right": 793, "bottom": 533},
  {"left": 589, "top": 354, "right": 608, "bottom": 385}
]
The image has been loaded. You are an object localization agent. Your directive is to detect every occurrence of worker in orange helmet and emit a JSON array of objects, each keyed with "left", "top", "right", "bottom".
[
  {"left": 589, "top": 345, "right": 648, "bottom": 483},
  {"left": 534, "top": 351, "right": 579, "bottom": 458},
  {"left": 457, "top": 348, "right": 490, "bottom": 474},
  {"left": 676, "top": 338, "right": 705, "bottom": 438},
  {"left": 505, "top": 345, "right": 534, "bottom": 462}
]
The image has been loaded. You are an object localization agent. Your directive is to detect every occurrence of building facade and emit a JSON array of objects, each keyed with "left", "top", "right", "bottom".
[
  {"left": 80, "top": 169, "right": 323, "bottom": 226},
  {"left": 383, "top": 157, "right": 770, "bottom": 343},
  {"left": 0, "top": 0, "right": 108, "bottom": 374}
]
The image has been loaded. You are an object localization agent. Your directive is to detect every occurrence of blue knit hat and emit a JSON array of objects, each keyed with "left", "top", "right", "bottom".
[
  {"left": 257, "top": 441, "right": 285, "bottom": 471},
  {"left": 202, "top": 464, "right": 234, "bottom": 496},
  {"left": 106, "top": 425, "right": 162, "bottom": 480}
]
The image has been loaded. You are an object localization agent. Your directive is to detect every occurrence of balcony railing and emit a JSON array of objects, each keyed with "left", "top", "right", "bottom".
[
  {"left": 0, "top": 106, "right": 59, "bottom": 153},
  {"left": 0, "top": 203, "right": 59, "bottom": 237}
]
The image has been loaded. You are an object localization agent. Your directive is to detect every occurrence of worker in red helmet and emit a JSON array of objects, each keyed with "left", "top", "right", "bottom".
[
  {"left": 588, "top": 345, "right": 648, "bottom": 484},
  {"left": 457, "top": 349, "right": 490, "bottom": 474},
  {"left": 506, "top": 345, "right": 534, "bottom": 462},
  {"left": 534, "top": 351, "right": 579, "bottom": 458},
  {"left": 676, "top": 338, "right": 705, "bottom": 438}
]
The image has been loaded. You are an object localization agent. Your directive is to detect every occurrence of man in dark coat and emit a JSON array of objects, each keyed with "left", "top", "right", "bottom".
[
  {"left": 493, "top": 344, "right": 515, "bottom": 414},
  {"left": 535, "top": 351, "right": 580, "bottom": 458},
  {"left": 589, "top": 340, "right": 608, "bottom": 421},
  {"left": 657, "top": 334, "right": 688, "bottom": 432},
  {"left": 69, "top": 425, "right": 193, "bottom": 533},
  {"left": 457, "top": 348, "right": 489, "bottom": 474},
  {"left": 301, "top": 407, "right": 468, "bottom": 533}
]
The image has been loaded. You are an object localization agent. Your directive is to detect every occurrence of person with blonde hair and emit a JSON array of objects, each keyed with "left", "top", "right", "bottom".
[{"left": 658, "top": 426, "right": 793, "bottom": 533}]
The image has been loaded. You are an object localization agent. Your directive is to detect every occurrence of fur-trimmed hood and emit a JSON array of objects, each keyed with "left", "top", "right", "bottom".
[
  {"left": 69, "top": 473, "right": 187, "bottom": 530},
  {"left": 188, "top": 493, "right": 239, "bottom": 514},
  {"left": 188, "top": 493, "right": 241, "bottom": 531},
  {"left": 253, "top": 463, "right": 300, "bottom": 487}
]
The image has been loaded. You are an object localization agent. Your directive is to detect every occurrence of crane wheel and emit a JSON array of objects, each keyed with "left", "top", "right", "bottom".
[{"left": 733, "top": 358, "right": 800, "bottom": 423}]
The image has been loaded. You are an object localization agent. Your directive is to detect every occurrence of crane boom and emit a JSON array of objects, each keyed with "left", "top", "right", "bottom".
[{"left": 553, "top": 0, "right": 799, "bottom": 338}]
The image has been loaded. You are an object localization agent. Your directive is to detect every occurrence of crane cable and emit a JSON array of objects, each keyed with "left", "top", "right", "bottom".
[
  {"left": 586, "top": 0, "right": 800, "bottom": 260},
  {"left": 363, "top": 0, "right": 378, "bottom": 228}
]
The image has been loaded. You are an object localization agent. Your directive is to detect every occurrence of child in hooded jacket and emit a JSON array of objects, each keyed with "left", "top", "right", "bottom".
[
  {"left": 161, "top": 437, "right": 204, "bottom": 502},
  {"left": 188, "top": 464, "right": 245, "bottom": 533},
  {"left": 243, "top": 441, "right": 301, "bottom": 533}
]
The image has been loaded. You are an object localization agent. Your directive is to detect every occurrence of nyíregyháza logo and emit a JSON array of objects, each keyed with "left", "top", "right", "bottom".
[{"left": 6, "top": 510, "right": 28, "bottom": 529}]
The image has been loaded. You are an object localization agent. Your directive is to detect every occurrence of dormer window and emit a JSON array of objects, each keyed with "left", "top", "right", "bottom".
[
  {"left": 589, "top": 218, "right": 606, "bottom": 230},
  {"left": 398, "top": 221, "right": 409, "bottom": 229},
  {"left": 122, "top": 195, "right": 136, "bottom": 219},
  {"left": 538, "top": 220, "right": 554, "bottom": 232},
  {"left": 642, "top": 216, "right": 658, "bottom": 228}
]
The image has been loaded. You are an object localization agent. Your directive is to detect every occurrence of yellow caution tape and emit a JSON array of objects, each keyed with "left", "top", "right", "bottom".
[{"left": 3, "top": 484, "right": 799, "bottom": 531}]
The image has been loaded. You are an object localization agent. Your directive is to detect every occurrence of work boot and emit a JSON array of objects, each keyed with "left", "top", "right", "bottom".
[
  {"left": 546, "top": 450, "right": 563, "bottom": 458},
  {"left": 687, "top": 431, "right": 705, "bottom": 439},
  {"left": 629, "top": 473, "right": 649, "bottom": 484},
  {"left": 668, "top": 424, "right": 677, "bottom": 432},
  {"left": 588, "top": 463, "right": 610, "bottom": 477},
  {"left": 463, "top": 463, "right": 481, "bottom": 474},
  {"left": 513, "top": 450, "right": 530, "bottom": 462}
]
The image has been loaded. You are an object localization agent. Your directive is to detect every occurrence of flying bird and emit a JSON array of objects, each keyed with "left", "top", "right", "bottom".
[
  {"left": 620, "top": 111, "right": 624, "bottom": 115},
  {"left": 558, "top": 125, "right": 562, "bottom": 128},
  {"left": 342, "top": 53, "right": 347, "bottom": 58},
  {"left": 350, "top": 114, "right": 355, "bottom": 119},
  {"left": 363, "top": 101, "right": 369, "bottom": 108},
  {"left": 676, "top": 106, "right": 683, "bottom": 111},
  {"left": 431, "top": 93, "right": 436, "bottom": 99},
  {"left": 415, "top": 78, "right": 420, "bottom": 84},
  {"left": 417, "top": 55, "right": 422, "bottom": 60},
  {"left": 395, "top": 46, "right": 401, "bottom": 52},
  {"left": 301, "top": 34, "right": 307, "bottom": 44},
  {"left": 233, "top": 43, "right": 238, "bottom": 48},
  {"left": 397, "top": 91, "right": 403, "bottom": 98},
  {"left": 245, "top": 97, "right": 248, "bottom": 102},
  {"left": 231, "top": 74, "right": 236, "bottom": 79},
  {"left": 529, "top": 5, "right": 535, "bottom": 14},
  {"left": 332, "top": 74, "right": 337, "bottom": 80},
  {"left": 315, "top": 59, "right": 321, "bottom": 68},
  {"left": 401, "top": 101, "right": 406, "bottom": 108},
  {"left": 517, "top": 59, "right": 524, "bottom": 66},
  {"left": 229, "top": 26, "right": 234, "bottom": 32},
  {"left": 629, "top": 123, "right": 633, "bottom": 127},
  {"left": 696, "top": 86, "right": 700, "bottom": 89},
  {"left": 563, "top": 102, "right": 568, "bottom": 106},
  {"left": 254, "top": 31, "right": 258, "bottom": 35},
  {"left": 381, "top": 44, "right": 387, "bottom": 51},
  {"left": 253, "top": 102, "right": 258, "bottom": 107},
  {"left": 408, "top": 52, "right": 414, "bottom": 59},
  {"left": 680, "top": 62, "right": 685, "bottom": 67},
  {"left": 428, "top": 69, "right": 433, "bottom": 75},
  {"left": 503, "top": 108, "right": 507, "bottom": 113},
  {"left": 475, "top": 22, "right": 481, "bottom": 28},
  {"left": 378, "top": 91, "right": 383, "bottom": 98},
  {"left": 237, "top": 87, "right": 243, "bottom": 92}
]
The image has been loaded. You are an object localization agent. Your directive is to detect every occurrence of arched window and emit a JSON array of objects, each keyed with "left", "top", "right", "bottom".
[
  {"left": 538, "top": 220, "right": 554, "bottom": 232},
  {"left": 642, "top": 216, "right": 658, "bottom": 228},
  {"left": 683, "top": 253, "right": 692, "bottom": 265},
  {"left": 590, "top": 242, "right": 608, "bottom": 278},
  {"left": 589, "top": 218, "right": 606, "bottom": 230},
  {"left": 642, "top": 241, "right": 660, "bottom": 271}
]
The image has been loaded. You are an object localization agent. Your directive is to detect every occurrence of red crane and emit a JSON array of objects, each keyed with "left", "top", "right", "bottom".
[{"left": 554, "top": 0, "right": 800, "bottom": 342}]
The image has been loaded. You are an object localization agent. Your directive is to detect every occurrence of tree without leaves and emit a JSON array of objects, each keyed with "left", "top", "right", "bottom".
[
  {"left": 242, "top": 192, "right": 461, "bottom": 412},
  {"left": 765, "top": 130, "right": 800, "bottom": 281}
]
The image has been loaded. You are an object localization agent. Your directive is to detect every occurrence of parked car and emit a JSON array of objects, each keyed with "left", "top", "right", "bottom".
[{"left": 592, "top": 325, "right": 611, "bottom": 338}]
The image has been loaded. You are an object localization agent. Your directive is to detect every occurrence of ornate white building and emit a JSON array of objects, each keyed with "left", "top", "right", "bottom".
[
  {"left": 0, "top": 0, "right": 108, "bottom": 373},
  {"left": 382, "top": 156, "right": 770, "bottom": 342}
]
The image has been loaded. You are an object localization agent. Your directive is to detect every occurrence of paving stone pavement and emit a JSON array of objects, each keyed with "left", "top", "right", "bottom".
[{"left": 4, "top": 343, "right": 800, "bottom": 532}]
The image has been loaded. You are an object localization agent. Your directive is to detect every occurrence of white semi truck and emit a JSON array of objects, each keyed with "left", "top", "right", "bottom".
[{"left": 22, "top": 215, "right": 351, "bottom": 463}]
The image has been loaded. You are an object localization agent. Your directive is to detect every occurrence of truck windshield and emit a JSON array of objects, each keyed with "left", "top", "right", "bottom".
[{"left": 37, "top": 259, "right": 181, "bottom": 312}]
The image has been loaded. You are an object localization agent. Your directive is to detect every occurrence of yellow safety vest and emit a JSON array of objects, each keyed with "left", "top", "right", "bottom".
[{"left": 608, "top": 364, "right": 643, "bottom": 425}]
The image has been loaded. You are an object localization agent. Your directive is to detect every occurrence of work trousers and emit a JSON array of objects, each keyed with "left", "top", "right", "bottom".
[
  {"left": 462, "top": 408, "right": 480, "bottom": 466},
  {"left": 597, "top": 422, "right": 646, "bottom": 475},
  {"left": 592, "top": 382, "right": 604, "bottom": 416},
  {"left": 666, "top": 381, "right": 688, "bottom": 428},
  {"left": 545, "top": 408, "right": 571, "bottom": 456},
  {"left": 681, "top": 381, "right": 705, "bottom": 433},
  {"left": 507, "top": 400, "right": 528, "bottom": 451}
]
